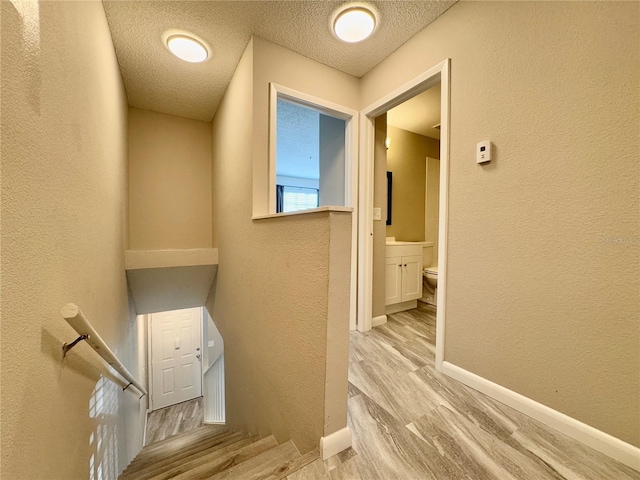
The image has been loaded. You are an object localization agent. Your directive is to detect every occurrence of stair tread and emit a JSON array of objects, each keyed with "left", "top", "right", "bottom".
[
  {"left": 163, "top": 435, "right": 279, "bottom": 480},
  {"left": 148, "top": 425, "right": 224, "bottom": 448},
  {"left": 126, "top": 427, "right": 233, "bottom": 467},
  {"left": 207, "top": 440, "right": 302, "bottom": 480},
  {"left": 121, "top": 431, "right": 245, "bottom": 478}
]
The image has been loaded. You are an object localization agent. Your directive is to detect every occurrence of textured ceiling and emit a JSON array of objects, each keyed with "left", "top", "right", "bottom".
[
  {"left": 387, "top": 84, "right": 441, "bottom": 139},
  {"left": 102, "top": 1, "right": 456, "bottom": 121}
]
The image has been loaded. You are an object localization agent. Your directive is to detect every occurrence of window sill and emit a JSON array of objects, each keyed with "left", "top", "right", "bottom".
[{"left": 252, "top": 206, "right": 353, "bottom": 221}]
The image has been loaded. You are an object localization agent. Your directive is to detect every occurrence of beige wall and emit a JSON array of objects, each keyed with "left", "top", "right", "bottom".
[
  {"left": 362, "top": 1, "right": 640, "bottom": 446},
  {"left": 128, "top": 108, "right": 212, "bottom": 250},
  {"left": 1, "top": 1, "right": 144, "bottom": 478},
  {"left": 372, "top": 115, "right": 388, "bottom": 318},
  {"left": 386, "top": 125, "right": 439, "bottom": 242},
  {"left": 207, "top": 38, "right": 354, "bottom": 454}
]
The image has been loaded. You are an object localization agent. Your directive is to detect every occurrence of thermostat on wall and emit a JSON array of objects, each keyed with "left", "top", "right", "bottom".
[{"left": 477, "top": 140, "right": 492, "bottom": 164}]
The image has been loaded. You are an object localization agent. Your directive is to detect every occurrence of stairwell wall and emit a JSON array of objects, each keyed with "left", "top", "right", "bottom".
[{"left": 1, "top": 1, "right": 144, "bottom": 478}]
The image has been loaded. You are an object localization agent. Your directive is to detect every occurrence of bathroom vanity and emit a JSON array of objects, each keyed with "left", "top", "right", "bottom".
[{"left": 385, "top": 240, "right": 425, "bottom": 314}]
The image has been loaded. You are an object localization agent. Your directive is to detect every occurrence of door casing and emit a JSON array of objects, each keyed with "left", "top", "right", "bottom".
[{"left": 357, "top": 59, "right": 450, "bottom": 371}]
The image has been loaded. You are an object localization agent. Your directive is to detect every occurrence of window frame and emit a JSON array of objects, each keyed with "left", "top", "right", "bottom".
[{"left": 268, "top": 83, "right": 358, "bottom": 215}]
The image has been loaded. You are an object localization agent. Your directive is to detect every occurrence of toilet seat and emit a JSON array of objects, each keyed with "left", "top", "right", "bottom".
[{"left": 424, "top": 266, "right": 438, "bottom": 275}]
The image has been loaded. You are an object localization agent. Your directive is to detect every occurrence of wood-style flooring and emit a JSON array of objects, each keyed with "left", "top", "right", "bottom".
[
  {"left": 145, "top": 396, "right": 225, "bottom": 446},
  {"left": 288, "top": 304, "right": 640, "bottom": 480}
]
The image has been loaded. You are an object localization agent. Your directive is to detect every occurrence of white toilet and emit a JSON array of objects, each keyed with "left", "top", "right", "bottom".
[{"left": 422, "top": 266, "right": 438, "bottom": 306}]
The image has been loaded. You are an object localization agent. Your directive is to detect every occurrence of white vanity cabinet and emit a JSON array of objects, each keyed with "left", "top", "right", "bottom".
[{"left": 385, "top": 243, "right": 423, "bottom": 312}]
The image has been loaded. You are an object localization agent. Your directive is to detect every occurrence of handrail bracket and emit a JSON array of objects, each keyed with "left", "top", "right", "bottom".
[{"left": 62, "top": 334, "right": 90, "bottom": 357}]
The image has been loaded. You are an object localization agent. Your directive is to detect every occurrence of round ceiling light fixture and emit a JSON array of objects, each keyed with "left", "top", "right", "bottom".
[
  {"left": 165, "top": 33, "right": 209, "bottom": 63},
  {"left": 332, "top": 3, "right": 378, "bottom": 43}
]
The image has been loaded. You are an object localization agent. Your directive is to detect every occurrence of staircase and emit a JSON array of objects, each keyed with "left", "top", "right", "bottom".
[{"left": 119, "top": 426, "right": 318, "bottom": 480}]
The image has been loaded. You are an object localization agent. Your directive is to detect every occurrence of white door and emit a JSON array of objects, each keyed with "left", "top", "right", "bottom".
[
  {"left": 385, "top": 256, "right": 402, "bottom": 305},
  {"left": 402, "top": 255, "right": 423, "bottom": 302},
  {"left": 150, "top": 307, "right": 202, "bottom": 410}
]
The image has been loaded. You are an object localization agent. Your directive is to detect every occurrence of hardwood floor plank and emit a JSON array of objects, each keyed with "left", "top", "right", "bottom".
[
  {"left": 145, "top": 397, "right": 207, "bottom": 445},
  {"left": 411, "top": 405, "right": 564, "bottom": 480},
  {"left": 122, "top": 432, "right": 246, "bottom": 479},
  {"left": 511, "top": 420, "right": 640, "bottom": 480},
  {"left": 292, "top": 306, "right": 638, "bottom": 480},
  {"left": 126, "top": 428, "right": 233, "bottom": 469},
  {"left": 168, "top": 436, "right": 279, "bottom": 480},
  {"left": 286, "top": 458, "right": 329, "bottom": 480},
  {"left": 208, "top": 441, "right": 300, "bottom": 480}
]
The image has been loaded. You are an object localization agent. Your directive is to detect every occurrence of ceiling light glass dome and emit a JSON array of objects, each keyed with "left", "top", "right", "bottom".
[
  {"left": 333, "top": 5, "right": 377, "bottom": 43},
  {"left": 166, "top": 35, "right": 208, "bottom": 63}
]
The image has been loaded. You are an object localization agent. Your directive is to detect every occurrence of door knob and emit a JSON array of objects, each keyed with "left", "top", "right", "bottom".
[{"left": 196, "top": 354, "right": 201, "bottom": 359}]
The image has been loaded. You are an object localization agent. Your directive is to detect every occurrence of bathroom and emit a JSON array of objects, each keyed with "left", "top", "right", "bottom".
[{"left": 375, "top": 83, "right": 441, "bottom": 321}]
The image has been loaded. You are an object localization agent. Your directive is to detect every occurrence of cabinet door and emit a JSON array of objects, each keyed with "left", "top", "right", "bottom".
[
  {"left": 401, "top": 255, "right": 423, "bottom": 302},
  {"left": 385, "top": 256, "right": 403, "bottom": 306}
]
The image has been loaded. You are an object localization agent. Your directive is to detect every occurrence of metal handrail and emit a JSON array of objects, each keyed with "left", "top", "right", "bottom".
[{"left": 61, "top": 303, "right": 147, "bottom": 397}]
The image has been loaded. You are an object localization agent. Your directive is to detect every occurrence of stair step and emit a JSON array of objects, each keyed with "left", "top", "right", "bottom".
[
  {"left": 161, "top": 435, "right": 279, "bottom": 480},
  {"left": 121, "top": 431, "right": 244, "bottom": 479},
  {"left": 125, "top": 427, "right": 232, "bottom": 468},
  {"left": 207, "top": 440, "right": 306, "bottom": 480},
  {"left": 138, "top": 426, "right": 231, "bottom": 460}
]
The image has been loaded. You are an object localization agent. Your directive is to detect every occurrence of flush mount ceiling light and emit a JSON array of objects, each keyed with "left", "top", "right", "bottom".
[
  {"left": 165, "top": 33, "right": 208, "bottom": 63},
  {"left": 332, "top": 3, "right": 378, "bottom": 43}
]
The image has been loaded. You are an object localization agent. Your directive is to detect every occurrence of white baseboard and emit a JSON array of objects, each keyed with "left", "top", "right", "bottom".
[
  {"left": 142, "top": 408, "right": 149, "bottom": 446},
  {"left": 320, "top": 426, "right": 352, "bottom": 460},
  {"left": 372, "top": 315, "right": 387, "bottom": 327},
  {"left": 441, "top": 361, "right": 640, "bottom": 472},
  {"left": 385, "top": 300, "right": 417, "bottom": 315}
]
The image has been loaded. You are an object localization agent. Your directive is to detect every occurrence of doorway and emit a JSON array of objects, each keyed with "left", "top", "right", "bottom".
[
  {"left": 357, "top": 59, "right": 450, "bottom": 371},
  {"left": 149, "top": 307, "right": 203, "bottom": 411}
]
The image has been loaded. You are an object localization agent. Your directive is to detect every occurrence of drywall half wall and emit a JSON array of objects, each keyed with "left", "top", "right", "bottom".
[
  {"left": 362, "top": 1, "right": 640, "bottom": 447},
  {"left": 129, "top": 108, "right": 212, "bottom": 250},
  {"left": 206, "top": 37, "right": 354, "bottom": 454},
  {"left": 386, "top": 126, "right": 439, "bottom": 242},
  {"left": 1, "top": 1, "right": 144, "bottom": 478}
]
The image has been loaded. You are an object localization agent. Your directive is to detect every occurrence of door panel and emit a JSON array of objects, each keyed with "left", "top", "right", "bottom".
[
  {"left": 385, "top": 256, "right": 402, "bottom": 306},
  {"left": 151, "top": 307, "right": 202, "bottom": 410},
  {"left": 402, "top": 255, "right": 423, "bottom": 301}
]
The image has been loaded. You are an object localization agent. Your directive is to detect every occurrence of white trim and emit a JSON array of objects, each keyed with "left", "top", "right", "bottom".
[
  {"left": 269, "top": 83, "right": 359, "bottom": 332},
  {"left": 320, "top": 426, "right": 352, "bottom": 460},
  {"left": 357, "top": 111, "right": 374, "bottom": 332},
  {"left": 371, "top": 315, "right": 387, "bottom": 327},
  {"left": 435, "top": 60, "right": 450, "bottom": 371},
  {"left": 147, "top": 314, "right": 154, "bottom": 411},
  {"left": 358, "top": 59, "right": 450, "bottom": 373},
  {"left": 441, "top": 362, "right": 640, "bottom": 472},
  {"left": 142, "top": 409, "right": 148, "bottom": 446},
  {"left": 385, "top": 300, "right": 417, "bottom": 315}
]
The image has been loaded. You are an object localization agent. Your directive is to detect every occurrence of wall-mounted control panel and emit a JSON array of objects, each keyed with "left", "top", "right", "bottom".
[{"left": 477, "top": 140, "right": 492, "bottom": 164}]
